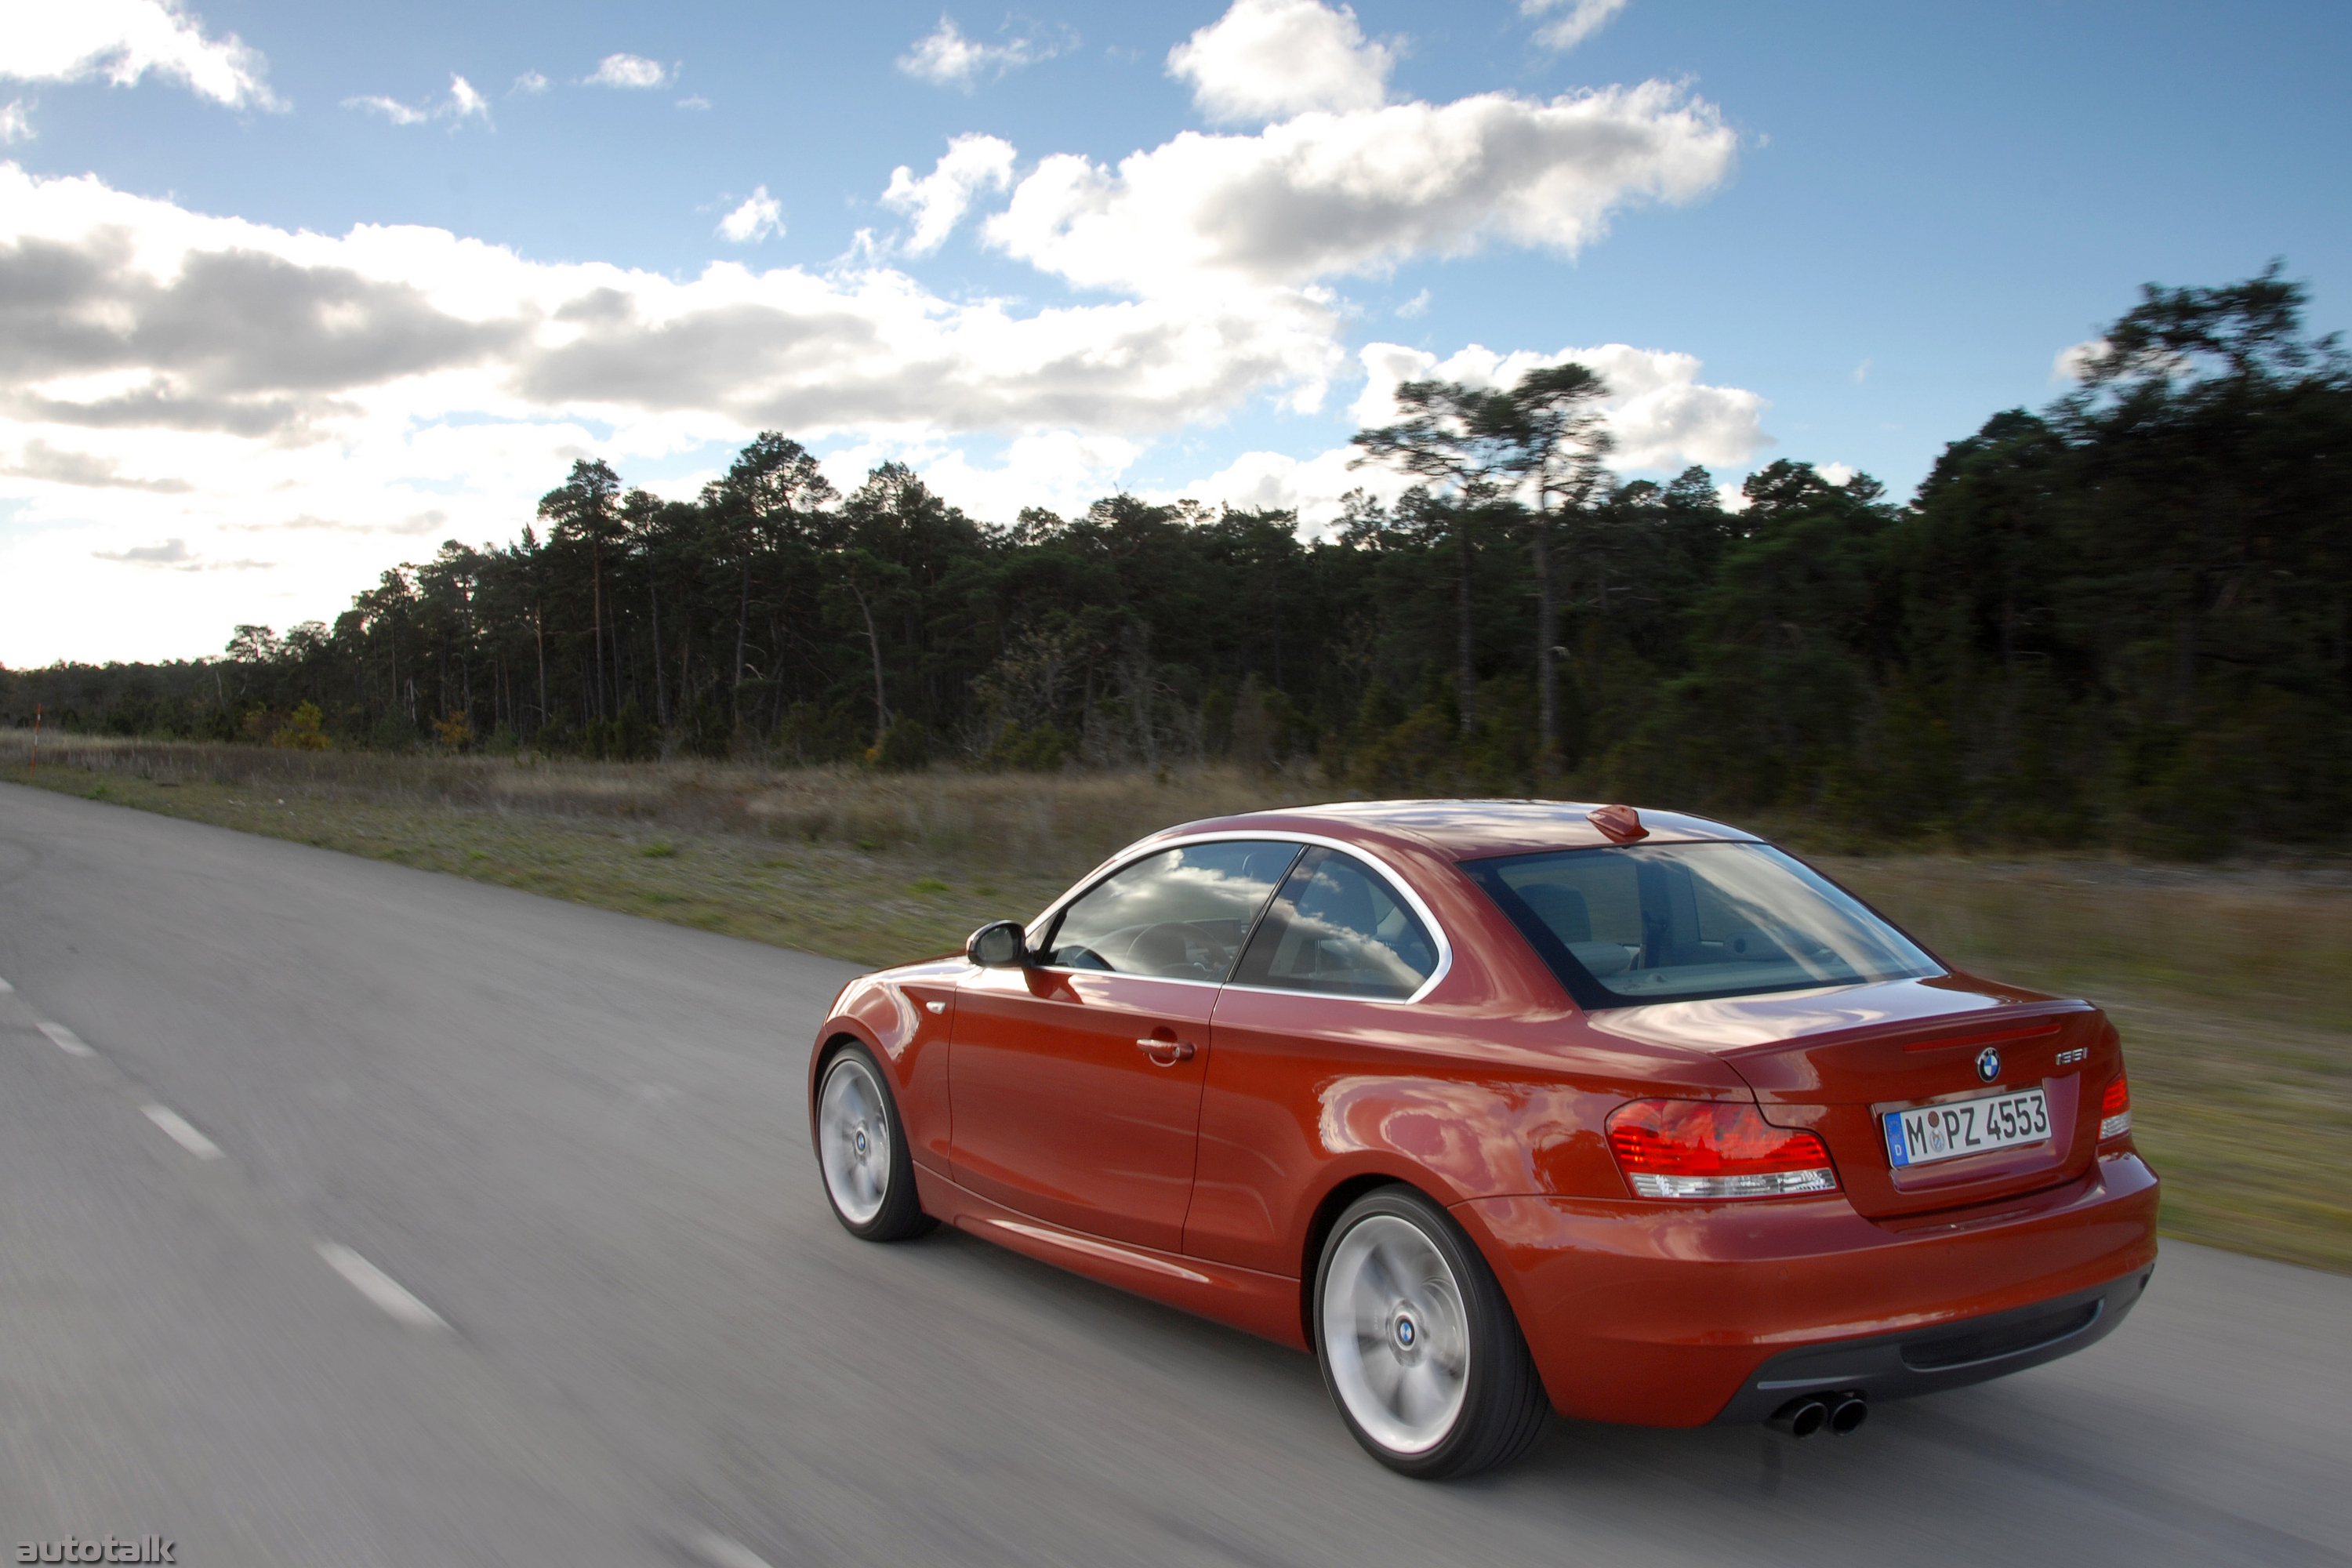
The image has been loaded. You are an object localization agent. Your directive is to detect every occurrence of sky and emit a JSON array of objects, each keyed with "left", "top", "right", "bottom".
[{"left": 0, "top": 0, "right": 2345, "bottom": 665}]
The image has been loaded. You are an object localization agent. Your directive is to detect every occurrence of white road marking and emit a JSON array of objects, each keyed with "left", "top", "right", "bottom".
[
  {"left": 315, "top": 1243, "right": 451, "bottom": 1332},
  {"left": 37, "top": 1021, "right": 94, "bottom": 1058},
  {"left": 141, "top": 1104, "right": 224, "bottom": 1160},
  {"left": 683, "top": 1533, "right": 777, "bottom": 1568}
]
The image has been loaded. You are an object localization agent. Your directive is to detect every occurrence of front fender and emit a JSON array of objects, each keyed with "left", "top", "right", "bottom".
[{"left": 809, "top": 960, "right": 963, "bottom": 1173}]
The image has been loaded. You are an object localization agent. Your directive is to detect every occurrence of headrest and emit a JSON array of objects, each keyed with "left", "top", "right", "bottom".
[{"left": 1518, "top": 881, "right": 1592, "bottom": 943}]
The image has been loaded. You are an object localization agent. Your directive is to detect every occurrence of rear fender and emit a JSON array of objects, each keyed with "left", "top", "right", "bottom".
[
  {"left": 1308, "top": 1069, "right": 1754, "bottom": 1211},
  {"left": 1283, "top": 1069, "right": 1758, "bottom": 1353}
]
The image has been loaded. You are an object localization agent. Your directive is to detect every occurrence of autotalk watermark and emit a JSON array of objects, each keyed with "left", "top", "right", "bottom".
[{"left": 16, "top": 1538, "right": 174, "bottom": 1563}]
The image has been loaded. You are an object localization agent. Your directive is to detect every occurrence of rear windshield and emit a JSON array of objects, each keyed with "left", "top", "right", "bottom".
[{"left": 1462, "top": 842, "right": 1942, "bottom": 1007}]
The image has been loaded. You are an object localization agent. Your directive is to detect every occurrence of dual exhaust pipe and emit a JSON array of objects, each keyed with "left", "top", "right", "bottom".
[{"left": 1768, "top": 1390, "right": 1868, "bottom": 1439}]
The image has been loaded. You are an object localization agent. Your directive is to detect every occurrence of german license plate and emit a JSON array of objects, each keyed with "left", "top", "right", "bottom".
[{"left": 1884, "top": 1088, "right": 2049, "bottom": 1168}]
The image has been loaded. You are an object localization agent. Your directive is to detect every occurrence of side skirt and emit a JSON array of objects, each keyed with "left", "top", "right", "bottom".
[{"left": 913, "top": 1167, "right": 1308, "bottom": 1351}]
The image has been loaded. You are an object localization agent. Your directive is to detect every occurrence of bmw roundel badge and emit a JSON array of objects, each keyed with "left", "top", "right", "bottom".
[{"left": 1975, "top": 1046, "right": 2002, "bottom": 1083}]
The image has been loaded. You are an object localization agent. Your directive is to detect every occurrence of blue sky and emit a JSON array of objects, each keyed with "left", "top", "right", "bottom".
[{"left": 1, "top": 0, "right": 2345, "bottom": 662}]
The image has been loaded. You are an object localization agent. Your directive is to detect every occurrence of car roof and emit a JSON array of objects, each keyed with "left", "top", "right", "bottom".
[{"left": 1140, "top": 799, "right": 1761, "bottom": 862}]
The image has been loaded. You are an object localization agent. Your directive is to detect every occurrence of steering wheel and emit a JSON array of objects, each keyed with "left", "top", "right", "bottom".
[{"left": 1120, "top": 921, "right": 1236, "bottom": 979}]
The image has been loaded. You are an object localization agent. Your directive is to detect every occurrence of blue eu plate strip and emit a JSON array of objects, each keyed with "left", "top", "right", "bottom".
[{"left": 1883, "top": 1111, "right": 1911, "bottom": 1167}]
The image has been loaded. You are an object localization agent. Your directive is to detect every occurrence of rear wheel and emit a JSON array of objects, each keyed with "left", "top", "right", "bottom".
[
  {"left": 1313, "top": 1187, "right": 1548, "bottom": 1479},
  {"left": 815, "top": 1044, "right": 934, "bottom": 1241}
]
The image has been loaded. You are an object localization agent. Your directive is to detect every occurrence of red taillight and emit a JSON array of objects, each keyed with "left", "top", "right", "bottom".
[
  {"left": 1606, "top": 1100, "right": 1839, "bottom": 1200},
  {"left": 2100, "top": 1072, "right": 2132, "bottom": 1141}
]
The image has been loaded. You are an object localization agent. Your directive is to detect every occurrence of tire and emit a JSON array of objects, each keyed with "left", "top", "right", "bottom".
[
  {"left": 1312, "top": 1186, "right": 1548, "bottom": 1479},
  {"left": 814, "top": 1043, "right": 935, "bottom": 1242}
]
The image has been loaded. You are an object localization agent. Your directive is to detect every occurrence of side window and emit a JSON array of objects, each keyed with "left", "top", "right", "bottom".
[
  {"left": 1042, "top": 840, "right": 1300, "bottom": 981},
  {"left": 1232, "top": 848, "right": 1439, "bottom": 1000}
]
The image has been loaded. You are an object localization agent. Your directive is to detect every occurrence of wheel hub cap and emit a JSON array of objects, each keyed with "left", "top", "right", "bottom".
[
  {"left": 818, "top": 1058, "right": 891, "bottom": 1225},
  {"left": 1320, "top": 1214, "right": 1470, "bottom": 1456}
]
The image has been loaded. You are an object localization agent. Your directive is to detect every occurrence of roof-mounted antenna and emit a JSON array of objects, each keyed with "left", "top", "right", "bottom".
[{"left": 1588, "top": 804, "right": 1648, "bottom": 844}]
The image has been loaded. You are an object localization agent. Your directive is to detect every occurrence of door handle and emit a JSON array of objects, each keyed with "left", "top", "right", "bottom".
[{"left": 1134, "top": 1036, "right": 1196, "bottom": 1066}]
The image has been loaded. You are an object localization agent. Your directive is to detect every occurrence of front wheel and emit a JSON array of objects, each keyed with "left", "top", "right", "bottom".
[
  {"left": 1313, "top": 1186, "right": 1548, "bottom": 1478},
  {"left": 815, "top": 1044, "right": 935, "bottom": 1241}
]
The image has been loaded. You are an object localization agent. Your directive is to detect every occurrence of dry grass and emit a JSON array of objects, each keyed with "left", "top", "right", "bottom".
[
  {"left": 5, "top": 730, "right": 2347, "bottom": 1272},
  {"left": 0, "top": 731, "right": 1293, "bottom": 876},
  {"left": 0, "top": 732, "right": 1296, "bottom": 961},
  {"left": 1818, "top": 855, "right": 2352, "bottom": 1033}
]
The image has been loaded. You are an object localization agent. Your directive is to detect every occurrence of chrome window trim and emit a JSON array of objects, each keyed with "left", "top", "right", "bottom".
[{"left": 1019, "top": 830, "right": 1455, "bottom": 1006}]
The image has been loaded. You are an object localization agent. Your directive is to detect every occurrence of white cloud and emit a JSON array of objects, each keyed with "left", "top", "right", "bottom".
[
  {"left": 1160, "top": 325, "right": 1765, "bottom": 532},
  {"left": 0, "top": 0, "right": 282, "bottom": 111},
  {"left": 986, "top": 81, "right": 1736, "bottom": 296},
  {"left": 448, "top": 75, "right": 488, "bottom": 122},
  {"left": 1394, "top": 287, "right": 1429, "bottom": 318},
  {"left": 510, "top": 71, "right": 549, "bottom": 95},
  {"left": 0, "top": 162, "right": 1339, "bottom": 440},
  {"left": 1167, "top": 0, "right": 1394, "bottom": 125},
  {"left": 344, "top": 74, "right": 492, "bottom": 130},
  {"left": 6, "top": 436, "right": 193, "bottom": 492},
  {"left": 886, "top": 430, "right": 1145, "bottom": 522},
  {"left": 91, "top": 536, "right": 194, "bottom": 564},
  {"left": 1349, "top": 339, "right": 1769, "bottom": 471},
  {"left": 716, "top": 186, "right": 782, "bottom": 244},
  {"left": 345, "top": 93, "right": 427, "bottom": 127},
  {"left": 882, "top": 134, "right": 1018, "bottom": 255},
  {"left": 585, "top": 53, "right": 671, "bottom": 89},
  {"left": 90, "top": 535, "right": 263, "bottom": 569},
  {"left": 2052, "top": 337, "right": 2105, "bottom": 383},
  {"left": 1521, "top": 0, "right": 1628, "bottom": 53},
  {"left": 676, "top": 94, "right": 710, "bottom": 111},
  {"left": 1173, "top": 355, "right": 1767, "bottom": 535},
  {"left": 1159, "top": 443, "right": 1407, "bottom": 534},
  {"left": 1852, "top": 357, "right": 1870, "bottom": 383},
  {"left": 1348, "top": 340, "right": 1439, "bottom": 425},
  {"left": 897, "top": 15, "right": 1069, "bottom": 90},
  {"left": 0, "top": 99, "right": 28, "bottom": 143},
  {"left": 0, "top": 161, "right": 1354, "bottom": 659}
]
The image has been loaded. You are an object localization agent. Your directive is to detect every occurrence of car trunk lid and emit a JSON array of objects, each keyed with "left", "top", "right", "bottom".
[{"left": 1584, "top": 976, "right": 2120, "bottom": 1218}]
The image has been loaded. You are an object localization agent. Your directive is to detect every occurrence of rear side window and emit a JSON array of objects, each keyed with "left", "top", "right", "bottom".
[
  {"left": 1463, "top": 841, "right": 1940, "bottom": 1007},
  {"left": 1043, "top": 840, "right": 1300, "bottom": 981},
  {"left": 1232, "top": 848, "right": 1439, "bottom": 1000}
]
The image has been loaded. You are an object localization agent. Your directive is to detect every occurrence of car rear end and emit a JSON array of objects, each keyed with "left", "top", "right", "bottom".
[
  {"left": 1452, "top": 825, "right": 2159, "bottom": 1429},
  {"left": 1457, "top": 1131, "right": 2157, "bottom": 1428},
  {"left": 1690, "top": 986, "right": 2155, "bottom": 1426}
]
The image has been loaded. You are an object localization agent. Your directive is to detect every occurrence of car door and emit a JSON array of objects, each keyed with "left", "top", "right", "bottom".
[
  {"left": 1188, "top": 846, "right": 1446, "bottom": 1272},
  {"left": 950, "top": 839, "right": 1300, "bottom": 1252}
]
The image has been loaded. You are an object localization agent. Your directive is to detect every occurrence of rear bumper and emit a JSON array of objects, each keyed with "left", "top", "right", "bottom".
[
  {"left": 1707, "top": 1268, "right": 2150, "bottom": 1425},
  {"left": 1454, "top": 1149, "right": 2159, "bottom": 1428}
]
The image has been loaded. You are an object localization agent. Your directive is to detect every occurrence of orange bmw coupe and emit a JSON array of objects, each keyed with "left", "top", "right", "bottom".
[{"left": 808, "top": 801, "right": 2158, "bottom": 1477}]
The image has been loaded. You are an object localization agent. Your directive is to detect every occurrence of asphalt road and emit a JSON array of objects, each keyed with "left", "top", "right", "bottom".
[{"left": 0, "top": 782, "right": 2346, "bottom": 1568}]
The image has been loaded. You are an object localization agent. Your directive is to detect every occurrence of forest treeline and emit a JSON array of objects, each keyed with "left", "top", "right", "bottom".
[{"left": 6, "top": 267, "right": 2348, "bottom": 855}]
